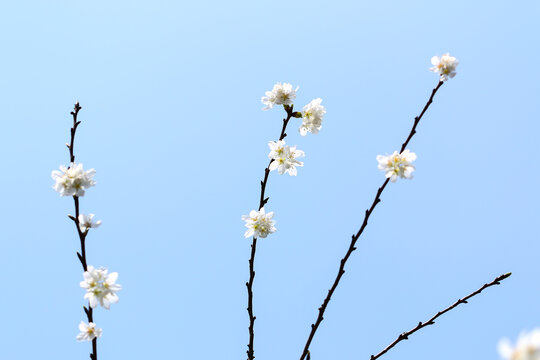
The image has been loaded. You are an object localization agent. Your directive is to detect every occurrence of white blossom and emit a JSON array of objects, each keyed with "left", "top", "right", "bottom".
[
  {"left": 51, "top": 163, "right": 96, "bottom": 197},
  {"left": 268, "top": 140, "right": 305, "bottom": 176},
  {"left": 241, "top": 208, "right": 276, "bottom": 239},
  {"left": 299, "top": 98, "right": 326, "bottom": 136},
  {"left": 376, "top": 149, "right": 417, "bottom": 182},
  {"left": 430, "top": 53, "right": 459, "bottom": 81},
  {"left": 261, "top": 83, "right": 298, "bottom": 110},
  {"left": 76, "top": 321, "right": 102, "bottom": 342},
  {"left": 78, "top": 214, "right": 102, "bottom": 233},
  {"left": 498, "top": 329, "right": 540, "bottom": 360},
  {"left": 80, "top": 266, "right": 122, "bottom": 309}
]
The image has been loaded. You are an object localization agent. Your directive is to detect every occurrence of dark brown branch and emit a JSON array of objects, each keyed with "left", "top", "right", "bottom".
[
  {"left": 68, "top": 102, "right": 82, "bottom": 164},
  {"left": 370, "top": 272, "right": 512, "bottom": 360},
  {"left": 299, "top": 81, "right": 445, "bottom": 360},
  {"left": 399, "top": 81, "right": 444, "bottom": 153},
  {"left": 246, "top": 105, "right": 295, "bottom": 360},
  {"left": 66, "top": 103, "right": 98, "bottom": 360}
]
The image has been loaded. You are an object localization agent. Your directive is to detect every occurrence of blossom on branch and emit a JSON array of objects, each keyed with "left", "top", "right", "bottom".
[
  {"left": 268, "top": 140, "right": 305, "bottom": 176},
  {"left": 51, "top": 163, "right": 96, "bottom": 197},
  {"left": 76, "top": 321, "right": 102, "bottom": 342},
  {"left": 430, "top": 53, "right": 459, "bottom": 81},
  {"left": 376, "top": 150, "right": 417, "bottom": 182},
  {"left": 299, "top": 98, "right": 326, "bottom": 136},
  {"left": 242, "top": 208, "right": 276, "bottom": 239},
  {"left": 80, "top": 266, "right": 122, "bottom": 309},
  {"left": 498, "top": 329, "right": 540, "bottom": 360},
  {"left": 261, "top": 83, "right": 298, "bottom": 110},
  {"left": 78, "top": 214, "right": 102, "bottom": 233}
]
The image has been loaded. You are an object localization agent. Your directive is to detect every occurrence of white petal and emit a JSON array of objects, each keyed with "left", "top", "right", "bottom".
[
  {"left": 78, "top": 321, "right": 87, "bottom": 332},
  {"left": 497, "top": 339, "right": 514, "bottom": 359},
  {"left": 107, "top": 272, "right": 118, "bottom": 283}
]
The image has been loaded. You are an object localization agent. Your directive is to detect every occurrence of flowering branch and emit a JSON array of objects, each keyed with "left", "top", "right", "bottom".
[
  {"left": 299, "top": 80, "right": 445, "bottom": 360},
  {"left": 66, "top": 103, "right": 98, "bottom": 360},
  {"left": 246, "top": 104, "right": 295, "bottom": 360},
  {"left": 53, "top": 103, "right": 121, "bottom": 359},
  {"left": 370, "top": 272, "right": 512, "bottom": 360}
]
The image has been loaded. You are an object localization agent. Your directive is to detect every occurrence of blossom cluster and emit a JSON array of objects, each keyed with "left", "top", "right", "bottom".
[
  {"left": 376, "top": 149, "right": 417, "bottom": 182},
  {"left": 499, "top": 329, "right": 540, "bottom": 360},
  {"left": 261, "top": 82, "right": 326, "bottom": 136},
  {"left": 430, "top": 53, "right": 459, "bottom": 81},
  {"left": 242, "top": 83, "right": 328, "bottom": 239},
  {"left": 261, "top": 82, "right": 298, "bottom": 110},
  {"left": 76, "top": 321, "right": 102, "bottom": 342},
  {"left": 268, "top": 140, "right": 305, "bottom": 176},
  {"left": 242, "top": 208, "right": 276, "bottom": 239},
  {"left": 80, "top": 266, "right": 122, "bottom": 310},
  {"left": 51, "top": 163, "right": 96, "bottom": 197},
  {"left": 299, "top": 98, "right": 326, "bottom": 136},
  {"left": 78, "top": 213, "right": 102, "bottom": 233}
]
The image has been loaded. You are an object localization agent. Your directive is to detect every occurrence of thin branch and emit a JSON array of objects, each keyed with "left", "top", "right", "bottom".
[
  {"left": 246, "top": 105, "right": 295, "bottom": 360},
  {"left": 370, "top": 272, "right": 512, "bottom": 360},
  {"left": 299, "top": 81, "right": 444, "bottom": 360},
  {"left": 68, "top": 102, "right": 82, "bottom": 164},
  {"left": 66, "top": 102, "right": 98, "bottom": 360}
]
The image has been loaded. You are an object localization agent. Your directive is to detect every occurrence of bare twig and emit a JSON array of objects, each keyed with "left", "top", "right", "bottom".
[
  {"left": 247, "top": 105, "right": 295, "bottom": 360},
  {"left": 370, "top": 272, "right": 512, "bottom": 360},
  {"left": 66, "top": 102, "right": 98, "bottom": 360},
  {"left": 299, "top": 81, "right": 444, "bottom": 360}
]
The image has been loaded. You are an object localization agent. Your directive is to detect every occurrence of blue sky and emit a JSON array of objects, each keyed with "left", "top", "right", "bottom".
[{"left": 0, "top": 1, "right": 539, "bottom": 359}]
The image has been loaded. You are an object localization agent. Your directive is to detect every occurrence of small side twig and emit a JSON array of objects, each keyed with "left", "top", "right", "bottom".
[
  {"left": 370, "top": 272, "right": 512, "bottom": 360},
  {"left": 299, "top": 81, "right": 444, "bottom": 360},
  {"left": 246, "top": 105, "right": 294, "bottom": 360}
]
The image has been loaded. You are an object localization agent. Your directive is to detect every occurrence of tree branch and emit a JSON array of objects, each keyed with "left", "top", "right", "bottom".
[
  {"left": 66, "top": 102, "right": 98, "bottom": 360},
  {"left": 299, "top": 81, "right": 445, "bottom": 360},
  {"left": 247, "top": 105, "right": 294, "bottom": 360},
  {"left": 370, "top": 272, "right": 512, "bottom": 360}
]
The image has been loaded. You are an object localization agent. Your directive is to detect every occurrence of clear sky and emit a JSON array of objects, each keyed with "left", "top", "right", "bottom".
[{"left": 0, "top": 1, "right": 539, "bottom": 359}]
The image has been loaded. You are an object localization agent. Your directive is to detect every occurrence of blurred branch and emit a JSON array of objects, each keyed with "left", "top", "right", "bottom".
[
  {"left": 299, "top": 81, "right": 444, "bottom": 360},
  {"left": 370, "top": 272, "right": 512, "bottom": 360}
]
